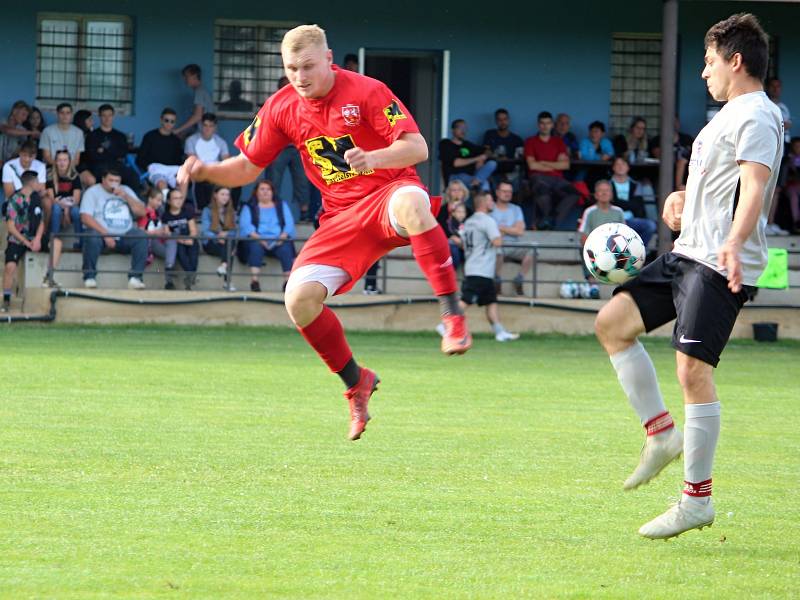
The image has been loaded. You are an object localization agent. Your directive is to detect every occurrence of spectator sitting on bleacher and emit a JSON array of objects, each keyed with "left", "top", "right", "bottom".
[
  {"left": 491, "top": 180, "right": 532, "bottom": 296},
  {"left": 201, "top": 185, "right": 237, "bottom": 289},
  {"left": 43, "top": 150, "right": 82, "bottom": 287},
  {"left": 482, "top": 109, "right": 524, "bottom": 187},
  {"left": 136, "top": 108, "right": 184, "bottom": 193},
  {"left": 577, "top": 180, "right": 625, "bottom": 299},
  {"left": 2, "top": 170, "right": 45, "bottom": 313},
  {"left": 578, "top": 120, "right": 614, "bottom": 161},
  {"left": 3, "top": 141, "right": 46, "bottom": 200},
  {"left": 437, "top": 179, "right": 471, "bottom": 228},
  {"left": 609, "top": 156, "right": 657, "bottom": 249},
  {"left": 0, "top": 100, "right": 38, "bottom": 163},
  {"left": 72, "top": 109, "right": 96, "bottom": 188},
  {"left": 238, "top": 179, "right": 296, "bottom": 292},
  {"left": 162, "top": 188, "right": 199, "bottom": 291},
  {"left": 39, "top": 103, "right": 84, "bottom": 171},
  {"left": 185, "top": 113, "right": 230, "bottom": 210},
  {"left": 84, "top": 104, "right": 139, "bottom": 191},
  {"left": 613, "top": 116, "right": 651, "bottom": 164},
  {"left": 79, "top": 167, "right": 148, "bottom": 290},
  {"left": 138, "top": 186, "right": 168, "bottom": 263},
  {"left": 524, "top": 111, "right": 579, "bottom": 230},
  {"left": 24, "top": 107, "right": 45, "bottom": 148},
  {"left": 443, "top": 200, "right": 467, "bottom": 271},
  {"left": 439, "top": 119, "right": 496, "bottom": 192},
  {"left": 554, "top": 113, "right": 579, "bottom": 159}
]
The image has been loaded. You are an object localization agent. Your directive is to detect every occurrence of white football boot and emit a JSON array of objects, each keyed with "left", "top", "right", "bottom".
[
  {"left": 639, "top": 497, "right": 715, "bottom": 539},
  {"left": 624, "top": 427, "right": 683, "bottom": 490}
]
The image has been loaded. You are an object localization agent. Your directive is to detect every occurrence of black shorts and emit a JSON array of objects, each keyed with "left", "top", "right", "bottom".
[
  {"left": 4, "top": 242, "right": 27, "bottom": 264},
  {"left": 614, "top": 252, "right": 754, "bottom": 367},
  {"left": 461, "top": 275, "right": 497, "bottom": 307}
]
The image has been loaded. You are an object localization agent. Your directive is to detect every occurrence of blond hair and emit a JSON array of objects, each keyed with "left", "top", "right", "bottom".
[{"left": 281, "top": 24, "right": 328, "bottom": 54}]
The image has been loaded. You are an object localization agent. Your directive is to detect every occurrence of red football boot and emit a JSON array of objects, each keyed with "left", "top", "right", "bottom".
[
  {"left": 440, "top": 314, "right": 472, "bottom": 355},
  {"left": 344, "top": 367, "right": 380, "bottom": 441}
]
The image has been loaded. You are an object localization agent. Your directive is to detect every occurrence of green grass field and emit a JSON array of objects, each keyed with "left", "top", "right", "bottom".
[{"left": 0, "top": 324, "right": 798, "bottom": 598}]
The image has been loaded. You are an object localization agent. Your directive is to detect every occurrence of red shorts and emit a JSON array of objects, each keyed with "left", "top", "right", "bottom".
[{"left": 293, "top": 178, "right": 442, "bottom": 295}]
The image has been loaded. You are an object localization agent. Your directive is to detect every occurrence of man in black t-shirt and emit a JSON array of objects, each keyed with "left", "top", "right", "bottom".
[
  {"left": 482, "top": 109, "right": 524, "bottom": 186},
  {"left": 136, "top": 108, "right": 185, "bottom": 192},
  {"left": 85, "top": 104, "right": 140, "bottom": 191},
  {"left": 439, "top": 119, "right": 496, "bottom": 191}
]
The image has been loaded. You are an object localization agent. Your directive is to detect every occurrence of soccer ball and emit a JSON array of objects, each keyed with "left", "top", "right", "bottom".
[{"left": 583, "top": 222, "right": 646, "bottom": 285}]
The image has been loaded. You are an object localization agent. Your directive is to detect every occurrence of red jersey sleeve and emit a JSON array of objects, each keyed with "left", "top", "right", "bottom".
[
  {"left": 234, "top": 96, "right": 291, "bottom": 168},
  {"left": 364, "top": 81, "right": 419, "bottom": 144}
]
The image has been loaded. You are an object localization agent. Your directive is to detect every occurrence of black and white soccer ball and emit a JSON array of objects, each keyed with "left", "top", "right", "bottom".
[{"left": 582, "top": 222, "right": 646, "bottom": 285}]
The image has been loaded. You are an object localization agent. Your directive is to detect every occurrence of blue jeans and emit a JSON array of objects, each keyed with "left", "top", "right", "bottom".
[
  {"left": 165, "top": 239, "right": 199, "bottom": 277},
  {"left": 247, "top": 240, "right": 295, "bottom": 272},
  {"left": 265, "top": 146, "right": 310, "bottom": 219},
  {"left": 449, "top": 160, "right": 498, "bottom": 191},
  {"left": 626, "top": 217, "right": 657, "bottom": 248},
  {"left": 82, "top": 228, "right": 148, "bottom": 280},
  {"left": 51, "top": 202, "right": 83, "bottom": 247},
  {"left": 449, "top": 241, "right": 464, "bottom": 271}
]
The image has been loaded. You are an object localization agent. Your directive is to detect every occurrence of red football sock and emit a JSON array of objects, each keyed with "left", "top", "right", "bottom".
[
  {"left": 409, "top": 226, "right": 457, "bottom": 296},
  {"left": 298, "top": 306, "right": 353, "bottom": 373}
]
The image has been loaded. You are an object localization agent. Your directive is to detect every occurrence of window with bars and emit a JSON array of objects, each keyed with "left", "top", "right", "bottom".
[
  {"left": 213, "top": 20, "right": 297, "bottom": 119},
  {"left": 36, "top": 14, "right": 134, "bottom": 115},
  {"left": 609, "top": 34, "right": 662, "bottom": 138}
]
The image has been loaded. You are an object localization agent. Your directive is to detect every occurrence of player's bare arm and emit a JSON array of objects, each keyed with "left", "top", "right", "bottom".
[
  {"left": 343, "top": 132, "right": 428, "bottom": 172},
  {"left": 177, "top": 153, "right": 263, "bottom": 189},
  {"left": 717, "top": 160, "right": 771, "bottom": 293},
  {"left": 662, "top": 190, "right": 686, "bottom": 231}
]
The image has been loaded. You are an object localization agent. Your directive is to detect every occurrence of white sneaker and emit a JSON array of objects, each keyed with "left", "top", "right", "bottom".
[
  {"left": 128, "top": 277, "right": 146, "bottom": 290},
  {"left": 578, "top": 282, "right": 592, "bottom": 299},
  {"left": 495, "top": 330, "right": 520, "bottom": 342},
  {"left": 624, "top": 427, "right": 683, "bottom": 490},
  {"left": 216, "top": 264, "right": 227, "bottom": 277},
  {"left": 639, "top": 497, "right": 715, "bottom": 539},
  {"left": 84, "top": 278, "right": 97, "bottom": 289},
  {"left": 435, "top": 322, "right": 447, "bottom": 337}
]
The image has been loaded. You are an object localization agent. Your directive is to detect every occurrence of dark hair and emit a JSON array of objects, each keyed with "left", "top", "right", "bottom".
[
  {"left": 704, "top": 13, "right": 769, "bottom": 81},
  {"left": 343, "top": 53, "right": 358, "bottom": 65},
  {"left": 19, "top": 141, "right": 38, "bottom": 155},
  {"left": 56, "top": 102, "right": 73, "bottom": 113},
  {"left": 450, "top": 118, "right": 465, "bottom": 129},
  {"left": 25, "top": 107, "right": 45, "bottom": 132},
  {"left": 20, "top": 170, "right": 39, "bottom": 186},
  {"left": 167, "top": 188, "right": 184, "bottom": 201},
  {"left": 537, "top": 111, "right": 553, "bottom": 121},
  {"left": 496, "top": 179, "right": 514, "bottom": 190},
  {"left": 201, "top": 112, "right": 217, "bottom": 124},
  {"left": 10, "top": 99, "right": 30, "bottom": 114},
  {"left": 251, "top": 179, "right": 276, "bottom": 200},
  {"left": 589, "top": 120, "right": 606, "bottom": 132},
  {"left": 495, "top": 108, "right": 509, "bottom": 118},
  {"left": 98, "top": 103, "right": 114, "bottom": 114},
  {"left": 73, "top": 109, "right": 92, "bottom": 133},
  {"left": 612, "top": 155, "right": 630, "bottom": 166},
  {"left": 102, "top": 166, "right": 121, "bottom": 179},
  {"left": 161, "top": 107, "right": 177, "bottom": 118},
  {"left": 629, "top": 116, "right": 646, "bottom": 129},
  {"left": 181, "top": 64, "right": 202, "bottom": 78}
]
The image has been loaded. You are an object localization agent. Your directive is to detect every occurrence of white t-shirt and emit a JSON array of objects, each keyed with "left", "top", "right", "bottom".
[
  {"left": 184, "top": 133, "right": 229, "bottom": 164},
  {"left": 673, "top": 91, "right": 783, "bottom": 286},
  {"left": 2, "top": 157, "right": 47, "bottom": 192}
]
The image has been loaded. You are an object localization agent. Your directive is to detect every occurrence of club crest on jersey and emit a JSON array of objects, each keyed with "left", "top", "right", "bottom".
[
  {"left": 243, "top": 115, "right": 261, "bottom": 147},
  {"left": 383, "top": 100, "right": 407, "bottom": 127},
  {"left": 341, "top": 104, "right": 361, "bottom": 126}
]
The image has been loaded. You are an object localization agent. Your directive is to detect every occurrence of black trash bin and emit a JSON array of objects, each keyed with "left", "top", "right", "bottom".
[{"left": 752, "top": 322, "right": 778, "bottom": 342}]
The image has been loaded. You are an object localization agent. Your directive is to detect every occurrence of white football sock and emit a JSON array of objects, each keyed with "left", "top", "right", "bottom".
[
  {"left": 683, "top": 401, "right": 720, "bottom": 504},
  {"left": 609, "top": 341, "right": 668, "bottom": 426}
]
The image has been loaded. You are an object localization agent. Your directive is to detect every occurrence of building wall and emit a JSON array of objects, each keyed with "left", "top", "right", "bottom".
[{"left": 2, "top": 1, "right": 797, "bottom": 166}]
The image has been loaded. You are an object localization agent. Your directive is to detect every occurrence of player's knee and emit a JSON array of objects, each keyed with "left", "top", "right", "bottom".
[
  {"left": 676, "top": 357, "right": 713, "bottom": 394},
  {"left": 392, "top": 193, "right": 428, "bottom": 226},
  {"left": 284, "top": 284, "right": 323, "bottom": 326},
  {"left": 594, "top": 304, "right": 615, "bottom": 345}
]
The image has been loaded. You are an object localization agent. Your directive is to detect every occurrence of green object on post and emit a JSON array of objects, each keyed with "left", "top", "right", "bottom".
[{"left": 756, "top": 248, "right": 789, "bottom": 289}]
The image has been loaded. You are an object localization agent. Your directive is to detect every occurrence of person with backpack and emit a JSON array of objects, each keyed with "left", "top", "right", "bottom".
[
  {"left": 3, "top": 171, "right": 45, "bottom": 312},
  {"left": 238, "top": 179, "right": 295, "bottom": 292}
]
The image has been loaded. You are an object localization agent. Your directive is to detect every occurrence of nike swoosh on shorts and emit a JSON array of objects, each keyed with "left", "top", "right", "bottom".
[{"left": 679, "top": 335, "right": 702, "bottom": 344}]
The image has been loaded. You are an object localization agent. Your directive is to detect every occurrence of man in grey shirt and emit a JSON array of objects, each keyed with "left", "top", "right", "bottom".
[
  {"left": 456, "top": 191, "right": 518, "bottom": 342},
  {"left": 175, "top": 64, "right": 215, "bottom": 138},
  {"left": 594, "top": 13, "right": 783, "bottom": 540},
  {"left": 490, "top": 180, "right": 533, "bottom": 295},
  {"left": 80, "top": 167, "right": 148, "bottom": 289},
  {"left": 39, "top": 102, "right": 84, "bottom": 170}
]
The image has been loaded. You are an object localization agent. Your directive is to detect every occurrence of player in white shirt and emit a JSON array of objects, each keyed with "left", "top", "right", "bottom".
[{"left": 593, "top": 13, "right": 783, "bottom": 539}]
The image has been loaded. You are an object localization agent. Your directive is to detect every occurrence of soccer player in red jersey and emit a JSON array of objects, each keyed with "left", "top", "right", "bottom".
[{"left": 178, "top": 25, "right": 471, "bottom": 440}]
